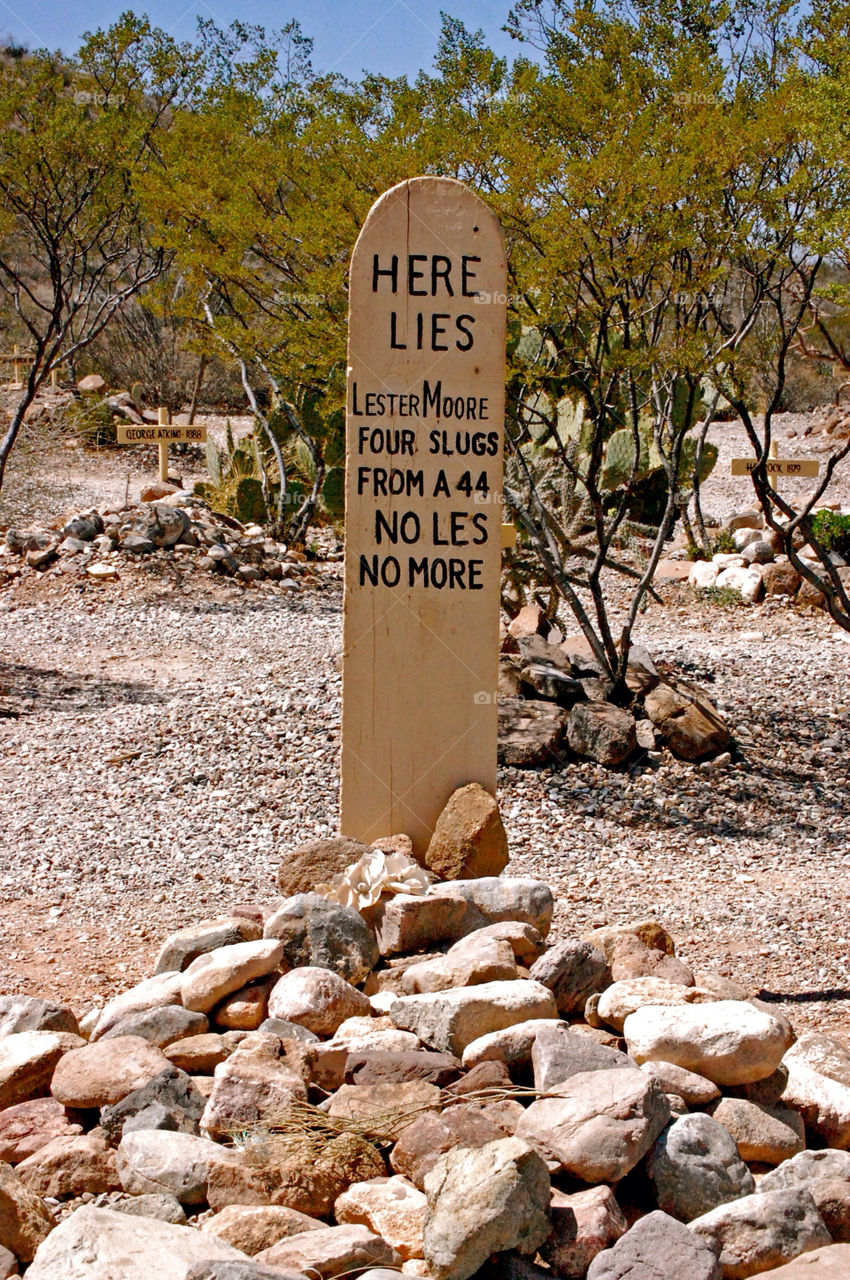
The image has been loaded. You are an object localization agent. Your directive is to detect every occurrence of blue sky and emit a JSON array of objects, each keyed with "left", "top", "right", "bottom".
[{"left": 0, "top": 0, "right": 521, "bottom": 79}]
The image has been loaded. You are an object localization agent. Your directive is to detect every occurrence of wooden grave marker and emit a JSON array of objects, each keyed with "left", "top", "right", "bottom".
[
  {"left": 730, "top": 439, "right": 819, "bottom": 480},
  {"left": 116, "top": 407, "right": 207, "bottom": 482},
  {"left": 341, "top": 176, "right": 507, "bottom": 856}
]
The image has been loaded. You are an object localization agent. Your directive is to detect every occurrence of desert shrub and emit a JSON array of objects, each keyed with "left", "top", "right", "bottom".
[{"left": 811, "top": 510, "right": 850, "bottom": 557}]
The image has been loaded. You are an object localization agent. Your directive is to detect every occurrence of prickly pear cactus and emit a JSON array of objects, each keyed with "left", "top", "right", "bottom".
[
  {"left": 321, "top": 467, "right": 345, "bottom": 518},
  {"left": 233, "top": 476, "right": 267, "bottom": 525}
]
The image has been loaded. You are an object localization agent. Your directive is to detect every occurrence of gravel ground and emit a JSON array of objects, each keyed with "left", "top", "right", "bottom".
[{"left": 0, "top": 408, "right": 848, "bottom": 1044}]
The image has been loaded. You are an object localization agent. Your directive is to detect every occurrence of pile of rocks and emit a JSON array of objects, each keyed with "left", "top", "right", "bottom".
[
  {"left": 498, "top": 605, "right": 733, "bottom": 770},
  {"left": 0, "top": 491, "right": 328, "bottom": 589},
  {"left": 684, "top": 510, "right": 850, "bottom": 609},
  {"left": 1, "top": 790, "right": 848, "bottom": 1279},
  {"left": 793, "top": 406, "right": 850, "bottom": 440}
]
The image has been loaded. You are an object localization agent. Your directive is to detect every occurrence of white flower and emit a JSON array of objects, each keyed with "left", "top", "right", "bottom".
[{"left": 315, "top": 847, "right": 430, "bottom": 911}]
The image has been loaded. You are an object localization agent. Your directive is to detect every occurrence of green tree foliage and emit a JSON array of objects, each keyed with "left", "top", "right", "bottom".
[{"left": 0, "top": 13, "right": 198, "bottom": 488}]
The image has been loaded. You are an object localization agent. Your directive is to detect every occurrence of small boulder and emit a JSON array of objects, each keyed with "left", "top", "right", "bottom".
[
  {"left": 531, "top": 1024, "right": 637, "bottom": 1092},
  {"left": 255, "top": 1224, "right": 400, "bottom": 1275},
  {"left": 181, "top": 941, "right": 285, "bottom": 1015},
  {"left": 200, "top": 1204, "right": 323, "bottom": 1255},
  {"left": 16, "top": 1129, "right": 118, "bottom": 1199},
  {"left": 0, "top": 997, "right": 79, "bottom": 1039},
  {"left": 267, "top": 968, "right": 370, "bottom": 1037},
  {"left": 0, "top": 1033, "right": 66, "bottom": 1110},
  {"left": 101, "top": 1006, "right": 209, "bottom": 1049},
  {"left": 200, "top": 1034, "right": 308, "bottom": 1140},
  {"left": 90, "top": 973, "right": 183, "bottom": 1041},
  {"left": 423, "top": 784, "right": 509, "bottom": 881},
  {"left": 389, "top": 981, "right": 557, "bottom": 1057},
  {"left": 134, "top": 504, "right": 190, "bottom": 549},
  {"left": 710, "top": 1097, "right": 805, "bottom": 1165},
  {"left": 51, "top": 1037, "right": 172, "bottom": 1109},
  {"left": 0, "top": 1160, "right": 55, "bottom": 1262},
  {"left": 498, "top": 697, "right": 569, "bottom": 767},
  {"left": 586, "top": 1210, "right": 721, "bottom": 1280},
  {"left": 263, "top": 894, "right": 378, "bottom": 984},
  {"left": 335, "top": 1174, "right": 427, "bottom": 1260},
  {"left": 623, "top": 1000, "right": 790, "bottom": 1085},
  {"left": 541, "top": 1185, "right": 628, "bottom": 1280},
  {"left": 0, "top": 1097, "right": 83, "bottom": 1164},
  {"left": 372, "top": 894, "right": 468, "bottom": 957},
  {"left": 390, "top": 1106, "right": 512, "bottom": 1190},
  {"left": 597, "top": 977, "right": 709, "bottom": 1032},
  {"left": 155, "top": 918, "right": 263, "bottom": 975},
  {"left": 277, "top": 837, "right": 374, "bottom": 899},
  {"left": 401, "top": 935, "right": 517, "bottom": 994},
  {"left": 639, "top": 1062, "right": 721, "bottom": 1107},
  {"left": 423, "top": 1137, "right": 551, "bottom": 1280},
  {"left": 24, "top": 1204, "right": 247, "bottom": 1279},
  {"left": 529, "top": 940, "right": 610, "bottom": 1015},
  {"left": 516, "top": 1067, "right": 670, "bottom": 1183},
  {"left": 643, "top": 678, "right": 732, "bottom": 761},
  {"left": 428, "top": 877, "right": 554, "bottom": 938},
  {"left": 100, "top": 1066, "right": 207, "bottom": 1145},
  {"left": 567, "top": 702, "right": 636, "bottom": 766},
  {"left": 117, "top": 1128, "right": 243, "bottom": 1204},
  {"left": 646, "top": 1114, "right": 755, "bottom": 1222},
  {"left": 690, "top": 1187, "right": 831, "bottom": 1279}
]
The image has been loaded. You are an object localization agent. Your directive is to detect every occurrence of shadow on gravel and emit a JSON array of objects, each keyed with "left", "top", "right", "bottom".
[
  {"left": 0, "top": 661, "right": 166, "bottom": 713},
  {"left": 158, "top": 594, "right": 341, "bottom": 620},
  {"left": 758, "top": 988, "right": 850, "bottom": 1005}
]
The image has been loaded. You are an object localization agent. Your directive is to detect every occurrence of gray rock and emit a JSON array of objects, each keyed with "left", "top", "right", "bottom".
[
  {"left": 116, "top": 1129, "right": 237, "bottom": 1205},
  {"left": 263, "top": 894, "right": 378, "bottom": 985},
  {"left": 101, "top": 1006, "right": 209, "bottom": 1048},
  {"left": 742, "top": 539, "right": 775, "bottom": 565},
  {"left": 587, "top": 1210, "right": 721, "bottom": 1280},
  {"left": 757, "top": 1149, "right": 850, "bottom": 1195},
  {"left": 135, "top": 505, "right": 190, "bottom": 548},
  {"left": 529, "top": 940, "right": 609, "bottom": 1015},
  {"left": 521, "top": 663, "right": 587, "bottom": 707},
  {"left": 690, "top": 1188, "right": 831, "bottom": 1278},
  {"left": 58, "top": 536, "right": 88, "bottom": 554},
  {"left": 25, "top": 1205, "right": 248, "bottom": 1279},
  {"left": 110, "top": 1193, "right": 187, "bottom": 1224},
  {"left": 567, "top": 702, "right": 637, "bottom": 766},
  {"left": 121, "top": 533, "right": 155, "bottom": 554},
  {"left": 646, "top": 1114, "right": 755, "bottom": 1222},
  {"left": 428, "top": 878, "right": 555, "bottom": 938},
  {"left": 257, "top": 1019, "right": 319, "bottom": 1044},
  {"left": 498, "top": 697, "right": 569, "bottom": 767},
  {"left": 154, "top": 918, "right": 262, "bottom": 975},
  {"left": 389, "top": 981, "right": 558, "bottom": 1057},
  {"left": 0, "top": 996, "right": 79, "bottom": 1038},
  {"left": 424, "top": 1137, "right": 551, "bottom": 1280},
  {"left": 186, "top": 1266, "right": 309, "bottom": 1280},
  {"left": 531, "top": 1024, "right": 637, "bottom": 1092},
  {"left": 121, "top": 1102, "right": 180, "bottom": 1136},
  {"left": 63, "top": 516, "right": 102, "bottom": 542},
  {"left": 516, "top": 1067, "right": 670, "bottom": 1183},
  {"left": 100, "top": 1067, "right": 206, "bottom": 1145}
]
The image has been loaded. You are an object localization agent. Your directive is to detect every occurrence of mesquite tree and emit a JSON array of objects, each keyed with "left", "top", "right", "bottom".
[{"left": 0, "top": 17, "right": 195, "bottom": 493}]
